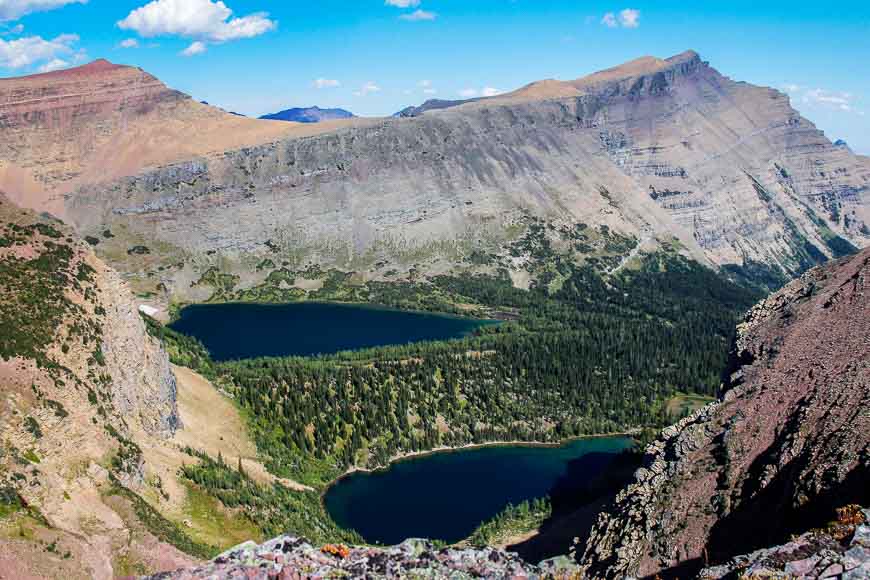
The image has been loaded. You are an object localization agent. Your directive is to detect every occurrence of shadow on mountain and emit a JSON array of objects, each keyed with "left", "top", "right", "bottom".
[
  {"left": 648, "top": 439, "right": 869, "bottom": 580},
  {"left": 509, "top": 450, "right": 642, "bottom": 563},
  {"left": 706, "top": 451, "right": 869, "bottom": 565}
]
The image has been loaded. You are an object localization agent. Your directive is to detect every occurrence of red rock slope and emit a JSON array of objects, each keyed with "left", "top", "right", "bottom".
[
  {"left": 581, "top": 247, "right": 870, "bottom": 578},
  {"left": 0, "top": 60, "right": 338, "bottom": 217}
]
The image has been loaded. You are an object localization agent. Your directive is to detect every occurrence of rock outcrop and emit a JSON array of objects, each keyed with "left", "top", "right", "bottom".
[
  {"left": 699, "top": 506, "right": 870, "bottom": 579},
  {"left": 580, "top": 247, "right": 870, "bottom": 578},
  {"left": 146, "top": 536, "right": 578, "bottom": 580}
]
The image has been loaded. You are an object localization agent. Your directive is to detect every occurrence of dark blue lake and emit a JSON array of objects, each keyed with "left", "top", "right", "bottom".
[
  {"left": 323, "top": 436, "right": 634, "bottom": 545},
  {"left": 168, "top": 302, "right": 497, "bottom": 361}
]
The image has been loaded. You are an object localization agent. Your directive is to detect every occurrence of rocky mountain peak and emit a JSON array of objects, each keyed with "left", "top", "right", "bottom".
[{"left": 503, "top": 49, "right": 705, "bottom": 102}]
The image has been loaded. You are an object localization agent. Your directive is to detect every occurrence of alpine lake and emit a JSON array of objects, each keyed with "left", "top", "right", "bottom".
[{"left": 169, "top": 302, "right": 635, "bottom": 545}]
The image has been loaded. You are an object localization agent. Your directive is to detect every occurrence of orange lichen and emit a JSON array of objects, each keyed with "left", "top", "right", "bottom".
[
  {"left": 837, "top": 505, "right": 866, "bottom": 526},
  {"left": 321, "top": 544, "right": 350, "bottom": 559}
]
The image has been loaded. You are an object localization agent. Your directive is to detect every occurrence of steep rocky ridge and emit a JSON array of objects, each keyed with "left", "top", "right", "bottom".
[
  {"left": 60, "top": 51, "right": 870, "bottom": 303},
  {"left": 0, "top": 193, "right": 326, "bottom": 578},
  {"left": 0, "top": 193, "right": 188, "bottom": 576},
  {"left": 580, "top": 247, "right": 870, "bottom": 578}
]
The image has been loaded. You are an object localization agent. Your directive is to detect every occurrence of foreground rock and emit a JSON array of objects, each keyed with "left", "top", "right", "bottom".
[
  {"left": 581, "top": 248, "right": 870, "bottom": 578},
  {"left": 700, "top": 506, "right": 870, "bottom": 579},
  {"left": 146, "top": 536, "right": 578, "bottom": 579}
]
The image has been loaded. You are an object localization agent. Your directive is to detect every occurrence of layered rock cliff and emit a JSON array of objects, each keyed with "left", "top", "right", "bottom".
[
  {"left": 58, "top": 51, "right": 870, "bottom": 302},
  {"left": 580, "top": 247, "right": 870, "bottom": 578}
]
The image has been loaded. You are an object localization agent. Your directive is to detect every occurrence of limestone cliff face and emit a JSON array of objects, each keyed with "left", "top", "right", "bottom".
[
  {"left": 62, "top": 51, "right": 869, "bottom": 296},
  {"left": 580, "top": 247, "right": 870, "bottom": 578},
  {"left": 95, "top": 249, "right": 180, "bottom": 437}
]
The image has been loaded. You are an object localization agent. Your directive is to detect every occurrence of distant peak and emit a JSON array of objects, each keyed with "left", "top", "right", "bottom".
[{"left": 259, "top": 105, "right": 355, "bottom": 123}]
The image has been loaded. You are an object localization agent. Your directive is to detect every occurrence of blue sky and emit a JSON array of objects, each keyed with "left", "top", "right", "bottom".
[{"left": 1, "top": 0, "right": 869, "bottom": 153}]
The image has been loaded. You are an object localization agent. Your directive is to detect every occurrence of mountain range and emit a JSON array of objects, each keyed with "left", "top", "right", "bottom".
[
  {"left": 0, "top": 51, "right": 866, "bottom": 309},
  {"left": 259, "top": 106, "right": 355, "bottom": 123}
]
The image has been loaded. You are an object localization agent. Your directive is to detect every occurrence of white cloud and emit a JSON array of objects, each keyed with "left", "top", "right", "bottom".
[
  {"left": 180, "top": 40, "right": 206, "bottom": 56},
  {"left": 385, "top": 0, "right": 419, "bottom": 7},
  {"left": 37, "top": 57, "right": 67, "bottom": 72},
  {"left": 601, "top": 8, "right": 640, "bottom": 29},
  {"left": 0, "top": 0, "right": 85, "bottom": 22},
  {"left": 0, "top": 32, "right": 78, "bottom": 69},
  {"left": 400, "top": 9, "right": 436, "bottom": 21},
  {"left": 417, "top": 79, "right": 436, "bottom": 94},
  {"left": 353, "top": 81, "right": 380, "bottom": 97},
  {"left": 0, "top": 23, "right": 25, "bottom": 35},
  {"left": 458, "top": 86, "right": 501, "bottom": 99},
  {"left": 619, "top": 8, "right": 640, "bottom": 28},
  {"left": 119, "top": 38, "right": 139, "bottom": 48},
  {"left": 313, "top": 77, "right": 339, "bottom": 89},
  {"left": 785, "top": 84, "right": 862, "bottom": 114},
  {"left": 118, "top": 0, "right": 276, "bottom": 52},
  {"left": 803, "top": 88, "right": 855, "bottom": 112}
]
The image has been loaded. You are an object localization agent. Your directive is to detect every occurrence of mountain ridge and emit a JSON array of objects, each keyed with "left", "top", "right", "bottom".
[
  {"left": 1, "top": 51, "right": 868, "bottom": 301},
  {"left": 581, "top": 247, "right": 870, "bottom": 577},
  {"left": 50, "top": 50, "right": 870, "bottom": 306}
]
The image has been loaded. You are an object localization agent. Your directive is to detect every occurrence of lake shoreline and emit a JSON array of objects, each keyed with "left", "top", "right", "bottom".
[
  {"left": 169, "top": 301, "right": 500, "bottom": 361},
  {"left": 321, "top": 433, "right": 639, "bottom": 545},
  {"left": 171, "top": 298, "right": 504, "bottom": 323},
  {"left": 326, "top": 431, "right": 641, "bottom": 491}
]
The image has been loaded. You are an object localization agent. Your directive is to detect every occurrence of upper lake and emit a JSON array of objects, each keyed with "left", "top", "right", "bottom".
[
  {"left": 324, "top": 436, "right": 634, "bottom": 546},
  {"left": 168, "top": 302, "right": 497, "bottom": 361}
]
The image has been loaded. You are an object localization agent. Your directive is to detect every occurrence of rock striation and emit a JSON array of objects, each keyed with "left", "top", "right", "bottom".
[
  {"left": 61, "top": 51, "right": 869, "bottom": 296},
  {"left": 580, "top": 247, "right": 870, "bottom": 578},
  {"left": 146, "top": 536, "right": 578, "bottom": 580}
]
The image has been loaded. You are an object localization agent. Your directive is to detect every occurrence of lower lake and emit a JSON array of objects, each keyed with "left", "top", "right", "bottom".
[
  {"left": 168, "top": 302, "right": 497, "bottom": 361},
  {"left": 323, "top": 436, "right": 634, "bottom": 546}
]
